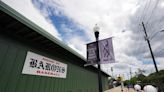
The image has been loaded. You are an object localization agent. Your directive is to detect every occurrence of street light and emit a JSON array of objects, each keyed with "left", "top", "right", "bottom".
[{"left": 93, "top": 24, "right": 103, "bottom": 92}]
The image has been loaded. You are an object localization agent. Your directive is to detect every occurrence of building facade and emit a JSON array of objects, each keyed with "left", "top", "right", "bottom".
[{"left": 0, "top": 2, "right": 109, "bottom": 92}]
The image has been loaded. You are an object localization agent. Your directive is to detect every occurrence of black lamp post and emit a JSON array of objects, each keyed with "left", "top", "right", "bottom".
[{"left": 93, "top": 24, "right": 103, "bottom": 92}]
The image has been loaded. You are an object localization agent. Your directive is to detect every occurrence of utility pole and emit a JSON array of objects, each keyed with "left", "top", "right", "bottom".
[
  {"left": 130, "top": 67, "right": 132, "bottom": 79},
  {"left": 142, "top": 22, "right": 159, "bottom": 73},
  {"left": 111, "top": 67, "right": 114, "bottom": 78}
]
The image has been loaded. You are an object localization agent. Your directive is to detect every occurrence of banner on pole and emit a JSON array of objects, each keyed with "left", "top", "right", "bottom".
[
  {"left": 86, "top": 38, "right": 115, "bottom": 66},
  {"left": 99, "top": 38, "right": 115, "bottom": 64},
  {"left": 86, "top": 42, "right": 97, "bottom": 66}
]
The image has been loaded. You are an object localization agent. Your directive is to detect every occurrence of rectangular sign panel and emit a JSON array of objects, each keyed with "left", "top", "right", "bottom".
[
  {"left": 99, "top": 38, "right": 115, "bottom": 64},
  {"left": 86, "top": 38, "right": 115, "bottom": 65},
  {"left": 86, "top": 42, "right": 97, "bottom": 65},
  {"left": 22, "top": 51, "right": 67, "bottom": 78}
]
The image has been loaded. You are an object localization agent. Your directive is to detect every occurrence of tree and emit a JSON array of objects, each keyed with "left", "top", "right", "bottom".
[{"left": 124, "top": 70, "right": 164, "bottom": 91}]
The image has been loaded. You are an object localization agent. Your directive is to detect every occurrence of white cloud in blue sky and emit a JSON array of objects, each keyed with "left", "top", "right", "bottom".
[{"left": 2, "top": 0, "right": 164, "bottom": 80}]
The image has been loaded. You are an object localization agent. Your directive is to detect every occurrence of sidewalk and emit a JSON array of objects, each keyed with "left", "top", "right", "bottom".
[{"left": 105, "top": 86, "right": 136, "bottom": 92}]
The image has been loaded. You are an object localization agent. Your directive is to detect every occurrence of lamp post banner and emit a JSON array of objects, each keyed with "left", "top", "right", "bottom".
[
  {"left": 99, "top": 38, "right": 115, "bottom": 64},
  {"left": 86, "top": 38, "right": 115, "bottom": 65},
  {"left": 86, "top": 42, "right": 98, "bottom": 65}
]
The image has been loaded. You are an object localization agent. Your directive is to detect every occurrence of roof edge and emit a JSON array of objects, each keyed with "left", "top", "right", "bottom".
[
  {"left": 0, "top": 1, "right": 110, "bottom": 76},
  {"left": 0, "top": 1, "right": 86, "bottom": 61}
]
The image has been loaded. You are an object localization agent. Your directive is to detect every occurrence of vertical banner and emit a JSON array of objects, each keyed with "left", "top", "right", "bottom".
[
  {"left": 86, "top": 42, "right": 97, "bottom": 65},
  {"left": 86, "top": 37, "right": 115, "bottom": 65},
  {"left": 99, "top": 38, "right": 115, "bottom": 64}
]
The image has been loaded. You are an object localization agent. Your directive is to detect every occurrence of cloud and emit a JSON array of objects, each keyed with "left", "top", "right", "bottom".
[
  {"left": 127, "top": 0, "right": 164, "bottom": 75},
  {"left": 41, "top": 0, "right": 145, "bottom": 79},
  {"left": 2, "top": 0, "right": 61, "bottom": 39},
  {"left": 67, "top": 35, "right": 87, "bottom": 56},
  {"left": 3, "top": 0, "right": 164, "bottom": 80},
  {"left": 32, "top": 0, "right": 160, "bottom": 79}
]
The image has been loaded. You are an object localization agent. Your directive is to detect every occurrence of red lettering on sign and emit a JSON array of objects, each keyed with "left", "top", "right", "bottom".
[
  {"left": 35, "top": 70, "right": 62, "bottom": 77},
  {"left": 44, "top": 71, "right": 46, "bottom": 74},
  {"left": 37, "top": 70, "right": 40, "bottom": 73}
]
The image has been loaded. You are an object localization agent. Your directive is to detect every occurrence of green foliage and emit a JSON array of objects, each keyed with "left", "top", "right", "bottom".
[
  {"left": 130, "top": 76, "right": 138, "bottom": 85},
  {"left": 124, "top": 80, "right": 130, "bottom": 86},
  {"left": 124, "top": 70, "right": 164, "bottom": 90}
]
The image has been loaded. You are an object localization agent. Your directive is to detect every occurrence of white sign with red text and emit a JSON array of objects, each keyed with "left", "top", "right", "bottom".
[{"left": 22, "top": 51, "right": 67, "bottom": 78}]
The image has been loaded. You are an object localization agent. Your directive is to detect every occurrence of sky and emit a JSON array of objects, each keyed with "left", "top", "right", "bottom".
[{"left": 1, "top": 0, "right": 164, "bottom": 80}]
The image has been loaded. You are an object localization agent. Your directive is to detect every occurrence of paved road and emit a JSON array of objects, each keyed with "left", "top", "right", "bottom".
[{"left": 105, "top": 86, "right": 136, "bottom": 92}]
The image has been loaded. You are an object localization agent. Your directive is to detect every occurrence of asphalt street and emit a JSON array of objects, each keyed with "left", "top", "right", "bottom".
[{"left": 104, "top": 86, "right": 142, "bottom": 92}]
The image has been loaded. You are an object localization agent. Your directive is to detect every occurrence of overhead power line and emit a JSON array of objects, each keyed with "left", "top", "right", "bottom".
[
  {"left": 145, "top": 0, "right": 161, "bottom": 27},
  {"left": 141, "top": 0, "right": 152, "bottom": 22}
]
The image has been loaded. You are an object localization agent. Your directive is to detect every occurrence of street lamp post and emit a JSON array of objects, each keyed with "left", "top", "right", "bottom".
[{"left": 94, "top": 24, "right": 103, "bottom": 92}]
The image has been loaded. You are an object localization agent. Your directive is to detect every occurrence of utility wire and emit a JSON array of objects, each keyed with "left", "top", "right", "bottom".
[
  {"left": 141, "top": 0, "right": 152, "bottom": 22},
  {"left": 145, "top": 0, "right": 161, "bottom": 27},
  {"left": 146, "top": 18, "right": 162, "bottom": 33},
  {"left": 148, "top": 16, "right": 164, "bottom": 33},
  {"left": 146, "top": 0, "right": 163, "bottom": 32},
  {"left": 136, "top": 0, "right": 162, "bottom": 75}
]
